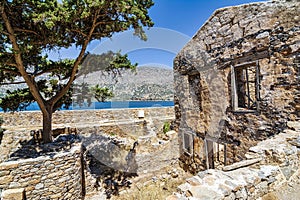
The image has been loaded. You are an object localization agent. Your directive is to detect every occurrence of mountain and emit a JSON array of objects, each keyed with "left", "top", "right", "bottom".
[
  {"left": 76, "top": 65, "right": 174, "bottom": 101},
  {"left": 0, "top": 66, "right": 174, "bottom": 102}
]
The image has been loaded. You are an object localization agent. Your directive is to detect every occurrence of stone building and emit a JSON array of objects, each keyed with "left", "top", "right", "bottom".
[{"left": 173, "top": 0, "right": 299, "bottom": 174}]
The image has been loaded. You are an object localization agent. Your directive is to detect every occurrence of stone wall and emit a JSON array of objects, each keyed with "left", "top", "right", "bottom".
[
  {"left": 0, "top": 107, "right": 175, "bottom": 162},
  {"left": 169, "top": 126, "right": 300, "bottom": 200},
  {"left": 0, "top": 107, "right": 176, "bottom": 198},
  {"left": 0, "top": 144, "right": 83, "bottom": 200},
  {"left": 0, "top": 107, "right": 174, "bottom": 130},
  {"left": 173, "top": 0, "right": 299, "bottom": 173}
]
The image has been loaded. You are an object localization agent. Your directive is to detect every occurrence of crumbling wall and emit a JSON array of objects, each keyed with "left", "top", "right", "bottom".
[
  {"left": 174, "top": 0, "right": 299, "bottom": 173},
  {"left": 0, "top": 144, "right": 83, "bottom": 200},
  {"left": 0, "top": 107, "right": 175, "bottom": 162},
  {"left": 169, "top": 127, "right": 300, "bottom": 200}
]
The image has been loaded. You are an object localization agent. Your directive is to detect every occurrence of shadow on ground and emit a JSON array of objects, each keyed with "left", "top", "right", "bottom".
[{"left": 8, "top": 134, "right": 80, "bottom": 161}]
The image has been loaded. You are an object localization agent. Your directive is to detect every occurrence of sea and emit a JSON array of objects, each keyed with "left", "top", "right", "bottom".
[{"left": 0, "top": 101, "right": 174, "bottom": 112}]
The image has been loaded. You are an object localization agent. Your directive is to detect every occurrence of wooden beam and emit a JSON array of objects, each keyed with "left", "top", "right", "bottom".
[
  {"left": 245, "top": 67, "right": 251, "bottom": 109},
  {"left": 235, "top": 61, "right": 257, "bottom": 68},
  {"left": 231, "top": 65, "right": 238, "bottom": 111},
  {"left": 256, "top": 60, "right": 261, "bottom": 113},
  {"left": 224, "top": 144, "right": 227, "bottom": 166},
  {"left": 222, "top": 158, "right": 262, "bottom": 171},
  {"left": 207, "top": 140, "right": 214, "bottom": 169},
  {"left": 217, "top": 50, "right": 269, "bottom": 70}
]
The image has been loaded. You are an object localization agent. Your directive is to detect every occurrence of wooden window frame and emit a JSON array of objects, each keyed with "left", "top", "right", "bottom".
[
  {"left": 183, "top": 132, "right": 193, "bottom": 155},
  {"left": 231, "top": 61, "right": 260, "bottom": 113}
]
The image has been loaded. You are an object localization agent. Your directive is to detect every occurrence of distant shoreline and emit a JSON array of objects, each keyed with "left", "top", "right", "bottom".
[{"left": 0, "top": 100, "right": 174, "bottom": 112}]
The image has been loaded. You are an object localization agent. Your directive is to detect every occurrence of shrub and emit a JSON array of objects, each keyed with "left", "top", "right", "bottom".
[{"left": 163, "top": 121, "right": 171, "bottom": 134}]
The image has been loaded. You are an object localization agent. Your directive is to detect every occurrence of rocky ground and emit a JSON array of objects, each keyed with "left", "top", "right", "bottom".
[
  {"left": 169, "top": 121, "right": 300, "bottom": 200},
  {"left": 1, "top": 114, "right": 300, "bottom": 200},
  {"left": 269, "top": 179, "right": 300, "bottom": 200},
  {"left": 85, "top": 162, "right": 192, "bottom": 200}
]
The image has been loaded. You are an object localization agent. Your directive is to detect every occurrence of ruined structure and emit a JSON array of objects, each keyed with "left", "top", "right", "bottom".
[
  {"left": 174, "top": 0, "right": 299, "bottom": 173},
  {"left": 0, "top": 107, "right": 177, "bottom": 199}
]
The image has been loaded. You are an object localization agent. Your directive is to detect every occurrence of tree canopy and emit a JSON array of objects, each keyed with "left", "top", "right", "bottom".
[{"left": 0, "top": 0, "right": 154, "bottom": 143}]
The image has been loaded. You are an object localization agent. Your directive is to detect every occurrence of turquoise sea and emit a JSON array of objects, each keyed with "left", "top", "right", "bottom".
[{"left": 0, "top": 101, "right": 174, "bottom": 112}]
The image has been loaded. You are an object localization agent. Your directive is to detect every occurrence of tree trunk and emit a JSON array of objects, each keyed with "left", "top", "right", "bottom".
[{"left": 42, "top": 108, "right": 53, "bottom": 143}]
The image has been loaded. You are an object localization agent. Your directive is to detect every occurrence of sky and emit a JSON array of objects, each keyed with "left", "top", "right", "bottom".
[{"left": 51, "top": 0, "right": 266, "bottom": 68}]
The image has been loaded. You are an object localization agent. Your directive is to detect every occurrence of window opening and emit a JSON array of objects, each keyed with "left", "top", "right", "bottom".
[
  {"left": 183, "top": 132, "right": 193, "bottom": 154},
  {"left": 231, "top": 61, "right": 260, "bottom": 112}
]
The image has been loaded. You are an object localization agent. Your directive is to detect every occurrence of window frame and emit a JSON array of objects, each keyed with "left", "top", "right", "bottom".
[
  {"left": 182, "top": 132, "right": 193, "bottom": 155},
  {"left": 231, "top": 60, "right": 260, "bottom": 113}
]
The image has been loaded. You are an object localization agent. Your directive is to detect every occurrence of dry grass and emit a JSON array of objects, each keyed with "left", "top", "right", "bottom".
[
  {"left": 113, "top": 178, "right": 183, "bottom": 200},
  {"left": 111, "top": 166, "right": 191, "bottom": 200}
]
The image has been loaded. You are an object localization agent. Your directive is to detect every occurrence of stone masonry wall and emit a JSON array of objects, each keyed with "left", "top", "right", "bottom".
[
  {"left": 0, "top": 107, "right": 174, "bottom": 129},
  {"left": 0, "top": 144, "right": 83, "bottom": 200},
  {"left": 173, "top": 0, "right": 299, "bottom": 173},
  {"left": 0, "top": 107, "right": 175, "bottom": 162},
  {"left": 170, "top": 125, "right": 300, "bottom": 200},
  {"left": 0, "top": 107, "right": 176, "bottom": 198}
]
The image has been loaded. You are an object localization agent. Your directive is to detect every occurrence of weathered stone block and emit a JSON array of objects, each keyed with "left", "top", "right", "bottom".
[
  {"left": 0, "top": 170, "right": 10, "bottom": 177},
  {"left": 0, "top": 175, "right": 13, "bottom": 185},
  {"left": 8, "top": 182, "right": 21, "bottom": 189},
  {"left": 34, "top": 183, "right": 44, "bottom": 190},
  {"left": 26, "top": 179, "right": 41, "bottom": 186},
  {"left": 189, "top": 185, "right": 223, "bottom": 199},
  {"left": 1, "top": 188, "right": 25, "bottom": 200},
  {"left": 0, "top": 162, "right": 19, "bottom": 170}
]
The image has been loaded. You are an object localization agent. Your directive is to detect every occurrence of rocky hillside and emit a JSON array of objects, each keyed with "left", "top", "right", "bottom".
[
  {"left": 76, "top": 65, "right": 174, "bottom": 101},
  {"left": 0, "top": 66, "right": 175, "bottom": 101}
]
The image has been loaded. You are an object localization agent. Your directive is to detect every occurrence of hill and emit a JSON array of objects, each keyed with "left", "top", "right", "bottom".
[{"left": 76, "top": 65, "right": 174, "bottom": 101}]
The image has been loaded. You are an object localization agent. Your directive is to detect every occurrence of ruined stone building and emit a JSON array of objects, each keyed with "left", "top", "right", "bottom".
[{"left": 173, "top": 0, "right": 299, "bottom": 174}]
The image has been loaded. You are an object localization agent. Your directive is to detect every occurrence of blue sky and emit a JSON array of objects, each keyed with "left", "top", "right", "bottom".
[
  {"left": 128, "top": 0, "right": 266, "bottom": 67},
  {"left": 51, "top": 0, "right": 266, "bottom": 68},
  {"left": 149, "top": 0, "right": 266, "bottom": 36}
]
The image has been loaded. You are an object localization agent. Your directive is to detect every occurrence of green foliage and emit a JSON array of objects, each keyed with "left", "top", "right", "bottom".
[
  {"left": 90, "top": 84, "right": 114, "bottom": 102},
  {"left": 0, "top": 79, "right": 73, "bottom": 112},
  {"left": 0, "top": 0, "right": 153, "bottom": 112},
  {"left": 163, "top": 121, "right": 171, "bottom": 134},
  {"left": 72, "top": 83, "right": 114, "bottom": 107},
  {"left": 0, "top": 0, "right": 154, "bottom": 142},
  {"left": 0, "top": 88, "right": 34, "bottom": 112},
  {"left": 79, "top": 51, "right": 137, "bottom": 77}
]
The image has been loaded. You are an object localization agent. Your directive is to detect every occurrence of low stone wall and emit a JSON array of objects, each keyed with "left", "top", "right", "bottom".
[
  {"left": 0, "top": 107, "right": 174, "bottom": 130},
  {"left": 0, "top": 107, "right": 175, "bottom": 162},
  {"left": 0, "top": 144, "right": 83, "bottom": 200},
  {"left": 170, "top": 127, "right": 300, "bottom": 200}
]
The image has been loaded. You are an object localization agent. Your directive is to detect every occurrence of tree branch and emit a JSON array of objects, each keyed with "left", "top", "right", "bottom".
[
  {"left": 0, "top": 68, "right": 21, "bottom": 76},
  {"left": 0, "top": 30, "right": 9, "bottom": 35},
  {"left": 49, "top": 9, "right": 101, "bottom": 105},
  {"left": 0, "top": 5, "right": 48, "bottom": 114},
  {"left": 14, "top": 28, "right": 39, "bottom": 35},
  {"left": 70, "top": 29, "right": 88, "bottom": 37},
  {"left": 32, "top": 68, "right": 58, "bottom": 77},
  {"left": 0, "top": 81, "right": 25, "bottom": 85}
]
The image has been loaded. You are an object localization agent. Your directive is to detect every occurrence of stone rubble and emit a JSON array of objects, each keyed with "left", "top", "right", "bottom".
[{"left": 169, "top": 126, "right": 300, "bottom": 200}]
